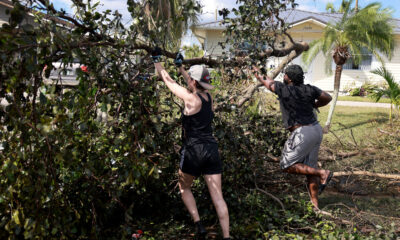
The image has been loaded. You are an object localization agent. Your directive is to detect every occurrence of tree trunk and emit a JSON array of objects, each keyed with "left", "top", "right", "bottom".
[
  {"left": 324, "top": 64, "right": 343, "bottom": 133},
  {"left": 355, "top": 0, "right": 359, "bottom": 12}
]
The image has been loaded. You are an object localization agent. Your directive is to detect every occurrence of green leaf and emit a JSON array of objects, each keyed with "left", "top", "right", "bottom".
[
  {"left": 101, "top": 103, "right": 107, "bottom": 112},
  {"left": 148, "top": 166, "right": 154, "bottom": 176},
  {"left": 12, "top": 210, "right": 20, "bottom": 225},
  {"left": 39, "top": 92, "right": 47, "bottom": 105}
]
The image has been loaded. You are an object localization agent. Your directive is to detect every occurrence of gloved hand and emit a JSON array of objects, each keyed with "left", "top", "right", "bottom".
[
  {"left": 174, "top": 53, "right": 184, "bottom": 67},
  {"left": 151, "top": 46, "right": 162, "bottom": 63},
  {"left": 260, "top": 67, "right": 267, "bottom": 75},
  {"left": 250, "top": 65, "right": 267, "bottom": 75}
]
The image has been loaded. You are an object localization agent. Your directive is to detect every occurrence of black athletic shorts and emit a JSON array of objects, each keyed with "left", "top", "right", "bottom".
[{"left": 180, "top": 142, "right": 222, "bottom": 177}]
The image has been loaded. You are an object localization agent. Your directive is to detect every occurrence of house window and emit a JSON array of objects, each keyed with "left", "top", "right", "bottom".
[
  {"left": 343, "top": 48, "right": 372, "bottom": 70},
  {"left": 235, "top": 41, "right": 269, "bottom": 56}
]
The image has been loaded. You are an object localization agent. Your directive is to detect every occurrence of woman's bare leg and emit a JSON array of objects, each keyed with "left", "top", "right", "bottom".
[
  {"left": 178, "top": 169, "right": 200, "bottom": 222},
  {"left": 204, "top": 174, "right": 229, "bottom": 238}
]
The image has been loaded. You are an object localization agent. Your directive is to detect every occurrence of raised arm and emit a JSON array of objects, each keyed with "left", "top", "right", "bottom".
[
  {"left": 178, "top": 66, "right": 191, "bottom": 84},
  {"left": 152, "top": 48, "right": 193, "bottom": 102},
  {"left": 174, "top": 53, "right": 191, "bottom": 84},
  {"left": 154, "top": 63, "right": 192, "bottom": 101},
  {"left": 252, "top": 66, "right": 276, "bottom": 92}
]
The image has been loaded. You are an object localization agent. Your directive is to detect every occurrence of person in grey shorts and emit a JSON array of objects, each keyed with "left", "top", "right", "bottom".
[{"left": 253, "top": 64, "right": 334, "bottom": 209}]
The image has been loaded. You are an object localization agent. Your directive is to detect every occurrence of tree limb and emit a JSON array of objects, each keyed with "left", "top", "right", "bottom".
[
  {"left": 236, "top": 43, "right": 308, "bottom": 108},
  {"left": 254, "top": 187, "right": 285, "bottom": 211},
  {"left": 334, "top": 171, "right": 400, "bottom": 180},
  {"left": 143, "top": 41, "right": 309, "bottom": 68}
]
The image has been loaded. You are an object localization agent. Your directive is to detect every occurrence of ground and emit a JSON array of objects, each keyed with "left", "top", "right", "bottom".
[
  {"left": 313, "top": 103, "right": 400, "bottom": 235},
  {"left": 133, "top": 96, "right": 400, "bottom": 239}
]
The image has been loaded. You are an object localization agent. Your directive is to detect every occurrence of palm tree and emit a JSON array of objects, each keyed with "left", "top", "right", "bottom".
[
  {"left": 370, "top": 67, "right": 400, "bottom": 123},
  {"left": 143, "top": 0, "right": 200, "bottom": 50},
  {"left": 326, "top": 0, "right": 351, "bottom": 13},
  {"left": 302, "top": 0, "right": 395, "bottom": 132},
  {"left": 182, "top": 44, "right": 204, "bottom": 58}
]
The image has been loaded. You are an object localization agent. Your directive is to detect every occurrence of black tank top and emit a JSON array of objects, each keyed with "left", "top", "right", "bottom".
[{"left": 182, "top": 92, "right": 216, "bottom": 145}]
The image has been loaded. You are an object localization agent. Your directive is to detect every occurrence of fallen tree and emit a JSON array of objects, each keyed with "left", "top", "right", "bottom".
[
  {"left": 334, "top": 171, "right": 400, "bottom": 180},
  {"left": 0, "top": 0, "right": 305, "bottom": 239}
]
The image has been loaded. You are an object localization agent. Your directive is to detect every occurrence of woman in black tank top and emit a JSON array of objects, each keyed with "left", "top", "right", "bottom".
[{"left": 152, "top": 49, "right": 230, "bottom": 240}]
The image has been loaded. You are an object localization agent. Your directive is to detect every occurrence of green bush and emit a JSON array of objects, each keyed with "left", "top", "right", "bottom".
[{"left": 348, "top": 83, "right": 377, "bottom": 96}]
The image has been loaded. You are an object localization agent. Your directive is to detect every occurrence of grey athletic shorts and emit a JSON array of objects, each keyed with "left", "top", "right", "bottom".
[{"left": 280, "top": 122, "right": 323, "bottom": 170}]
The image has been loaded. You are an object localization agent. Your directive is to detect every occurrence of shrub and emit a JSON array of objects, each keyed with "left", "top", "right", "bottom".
[{"left": 348, "top": 83, "right": 379, "bottom": 96}]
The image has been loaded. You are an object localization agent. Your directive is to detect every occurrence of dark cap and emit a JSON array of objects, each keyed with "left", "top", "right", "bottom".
[{"left": 284, "top": 64, "right": 304, "bottom": 84}]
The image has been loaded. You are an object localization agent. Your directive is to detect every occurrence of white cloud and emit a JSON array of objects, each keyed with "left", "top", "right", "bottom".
[
  {"left": 294, "top": 0, "right": 333, "bottom": 13},
  {"left": 95, "top": 0, "right": 130, "bottom": 23},
  {"left": 55, "top": 0, "right": 72, "bottom": 5},
  {"left": 52, "top": 0, "right": 130, "bottom": 23},
  {"left": 297, "top": 4, "right": 319, "bottom": 12},
  {"left": 199, "top": 0, "right": 239, "bottom": 22}
]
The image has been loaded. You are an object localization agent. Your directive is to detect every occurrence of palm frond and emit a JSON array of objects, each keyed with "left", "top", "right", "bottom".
[
  {"left": 339, "top": 0, "right": 354, "bottom": 25},
  {"left": 346, "top": 43, "right": 362, "bottom": 65},
  {"left": 326, "top": 3, "right": 336, "bottom": 13},
  {"left": 369, "top": 48, "right": 385, "bottom": 67},
  {"left": 302, "top": 39, "right": 324, "bottom": 65},
  {"left": 346, "top": 2, "right": 395, "bottom": 59},
  {"left": 370, "top": 67, "right": 400, "bottom": 101},
  {"left": 322, "top": 25, "right": 338, "bottom": 52},
  {"left": 324, "top": 53, "right": 334, "bottom": 75}
]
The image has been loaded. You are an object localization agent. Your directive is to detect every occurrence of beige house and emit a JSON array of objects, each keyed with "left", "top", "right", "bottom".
[{"left": 191, "top": 9, "right": 400, "bottom": 92}]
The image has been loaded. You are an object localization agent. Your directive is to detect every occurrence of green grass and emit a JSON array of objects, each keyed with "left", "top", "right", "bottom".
[
  {"left": 255, "top": 93, "right": 400, "bottom": 234},
  {"left": 257, "top": 92, "right": 396, "bottom": 146},
  {"left": 317, "top": 105, "right": 391, "bottom": 146},
  {"left": 256, "top": 91, "right": 398, "bottom": 147},
  {"left": 338, "top": 95, "right": 392, "bottom": 103}
]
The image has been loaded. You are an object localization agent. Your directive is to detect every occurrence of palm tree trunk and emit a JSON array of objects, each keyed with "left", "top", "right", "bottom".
[
  {"left": 355, "top": 0, "right": 359, "bottom": 12},
  {"left": 324, "top": 64, "right": 343, "bottom": 133}
]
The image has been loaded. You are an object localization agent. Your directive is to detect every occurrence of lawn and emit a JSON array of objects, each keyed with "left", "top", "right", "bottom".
[
  {"left": 258, "top": 92, "right": 395, "bottom": 146},
  {"left": 338, "top": 95, "right": 392, "bottom": 103},
  {"left": 251, "top": 92, "right": 400, "bottom": 235},
  {"left": 317, "top": 104, "right": 393, "bottom": 146},
  {"left": 315, "top": 104, "right": 400, "bottom": 230}
]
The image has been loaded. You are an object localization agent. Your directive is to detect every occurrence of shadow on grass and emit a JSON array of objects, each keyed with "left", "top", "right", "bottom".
[{"left": 333, "top": 112, "right": 389, "bottom": 131}]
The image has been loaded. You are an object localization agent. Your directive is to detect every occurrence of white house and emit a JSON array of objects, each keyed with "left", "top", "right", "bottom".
[
  {"left": 0, "top": 0, "right": 13, "bottom": 25},
  {"left": 191, "top": 8, "right": 400, "bottom": 92},
  {"left": 0, "top": 0, "right": 79, "bottom": 86},
  {"left": 0, "top": 0, "right": 38, "bottom": 26}
]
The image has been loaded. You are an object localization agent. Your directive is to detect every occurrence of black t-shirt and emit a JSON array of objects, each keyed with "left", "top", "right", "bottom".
[{"left": 274, "top": 81, "right": 322, "bottom": 129}]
